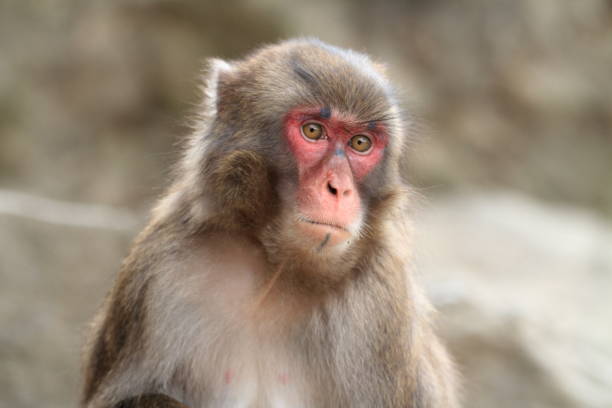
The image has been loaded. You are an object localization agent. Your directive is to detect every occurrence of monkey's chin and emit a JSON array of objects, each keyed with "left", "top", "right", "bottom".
[{"left": 298, "top": 221, "right": 352, "bottom": 252}]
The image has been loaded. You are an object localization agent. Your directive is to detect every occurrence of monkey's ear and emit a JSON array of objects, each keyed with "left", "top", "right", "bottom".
[{"left": 201, "top": 58, "right": 235, "bottom": 116}]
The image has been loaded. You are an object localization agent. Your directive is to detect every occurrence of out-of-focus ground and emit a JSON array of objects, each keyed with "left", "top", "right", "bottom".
[{"left": 0, "top": 1, "right": 610, "bottom": 407}]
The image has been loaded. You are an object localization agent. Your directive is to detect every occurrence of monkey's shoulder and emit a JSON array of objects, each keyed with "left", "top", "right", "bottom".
[{"left": 148, "top": 232, "right": 267, "bottom": 313}]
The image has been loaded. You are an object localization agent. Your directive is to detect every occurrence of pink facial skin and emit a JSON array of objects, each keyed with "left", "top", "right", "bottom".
[
  {"left": 284, "top": 108, "right": 388, "bottom": 182},
  {"left": 284, "top": 107, "right": 388, "bottom": 243}
]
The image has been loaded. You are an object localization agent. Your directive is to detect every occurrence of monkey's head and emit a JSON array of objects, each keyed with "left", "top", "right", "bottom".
[{"left": 187, "top": 39, "right": 405, "bottom": 281}]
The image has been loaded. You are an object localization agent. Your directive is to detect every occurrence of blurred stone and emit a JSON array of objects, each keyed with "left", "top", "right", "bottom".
[
  {"left": 0, "top": 213, "right": 134, "bottom": 408},
  {"left": 416, "top": 192, "right": 612, "bottom": 408},
  {"left": 0, "top": 0, "right": 284, "bottom": 207},
  {"left": 504, "top": 63, "right": 598, "bottom": 116}
]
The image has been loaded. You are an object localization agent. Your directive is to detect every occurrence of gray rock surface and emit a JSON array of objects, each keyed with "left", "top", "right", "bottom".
[
  {"left": 0, "top": 205, "right": 134, "bottom": 408},
  {"left": 416, "top": 192, "right": 612, "bottom": 408}
]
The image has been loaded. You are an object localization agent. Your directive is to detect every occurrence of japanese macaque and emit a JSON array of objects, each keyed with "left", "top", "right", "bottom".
[{"left": 81, "top": 38, "right": 459, "bottom": 408}]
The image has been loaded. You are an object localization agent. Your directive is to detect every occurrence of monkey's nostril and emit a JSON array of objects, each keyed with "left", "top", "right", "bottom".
[{"left": 327, "top": 182, "right": 338, "bottom": 196}]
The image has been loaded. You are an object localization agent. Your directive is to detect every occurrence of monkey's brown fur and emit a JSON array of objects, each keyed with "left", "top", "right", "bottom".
[{"left": 81, "top": 38, "right": 459, "bottom": 408}]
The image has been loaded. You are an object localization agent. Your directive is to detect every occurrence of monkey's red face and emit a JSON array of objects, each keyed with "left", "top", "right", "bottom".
[{"left": 284, "top": 107, "right": 388, "bottom": 251}]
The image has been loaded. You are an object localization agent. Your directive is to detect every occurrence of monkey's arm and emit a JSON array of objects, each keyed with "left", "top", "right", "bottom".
[
  {"left": 83, "top": 301, "right": 194, "bottom": 408},
  {"left": 81, "top": 226, "right": 194, "bottom": 408},
  {"left": 115, "top": 394, "right": 189, "bottom": 408}
]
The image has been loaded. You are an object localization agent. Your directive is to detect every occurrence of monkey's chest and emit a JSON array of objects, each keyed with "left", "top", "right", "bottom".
[
  {"left": 187, "top": 324, "right": 311, "bottom": 408},
  {"left": 203, "top": 345, "right": 308, "bottom": 407},
  {"left": 179, "top": 238, "right": 313, "bottom": 407}
]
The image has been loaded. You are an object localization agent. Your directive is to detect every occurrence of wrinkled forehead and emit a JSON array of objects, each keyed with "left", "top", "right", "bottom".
[{"left": 284, "top": 45, "right": 395, "bottom": 123}]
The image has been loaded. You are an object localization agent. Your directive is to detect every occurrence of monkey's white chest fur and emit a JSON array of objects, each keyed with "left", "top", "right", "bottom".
[{"left": 151, "top": 234, "right": 311, "bottom": 408}]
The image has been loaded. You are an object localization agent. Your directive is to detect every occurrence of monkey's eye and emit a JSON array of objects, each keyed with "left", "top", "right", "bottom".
[
  {"left": 349, "top": 135, "right": 372, "bottom": 153},
  {"left": 301, "top": 122, "right": 324, "bottom": 141}
]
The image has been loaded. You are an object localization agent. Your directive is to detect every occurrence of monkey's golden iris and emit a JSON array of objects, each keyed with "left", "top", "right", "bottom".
[
  {"left": 350, "top": 135, "right": 372, "bottom": 153},
  {"left": 302, "top": 122, "right": 324, "bottom": 140}
]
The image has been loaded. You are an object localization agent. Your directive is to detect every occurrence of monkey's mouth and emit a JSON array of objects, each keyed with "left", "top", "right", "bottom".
[
  {"left": 296, "top": 215, "right": 352, "bottom": 250},
  {"left": 297, "top": 215, "right": 349, "bottom": 233}
]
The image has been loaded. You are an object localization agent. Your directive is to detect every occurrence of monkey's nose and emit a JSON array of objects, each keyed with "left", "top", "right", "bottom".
[{"left": 326, "top": 180, "right": 352, "bottom": 198}]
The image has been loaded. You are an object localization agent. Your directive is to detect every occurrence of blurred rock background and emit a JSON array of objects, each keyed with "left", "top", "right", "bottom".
[{"left": 0, "top": 1, "right": 610, "bottom": 407}]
